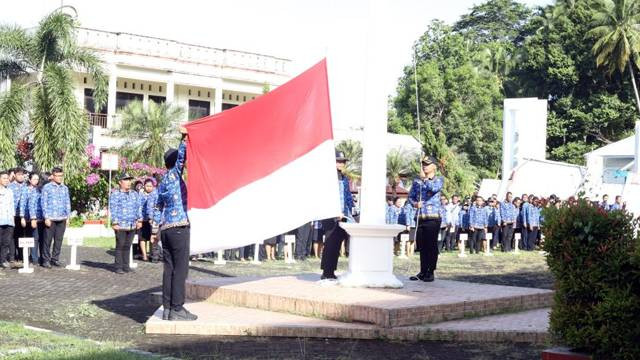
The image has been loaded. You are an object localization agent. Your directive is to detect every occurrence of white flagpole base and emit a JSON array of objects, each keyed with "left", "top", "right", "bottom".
[
  {"left": 214, "top": 251, "right": 226, "bottom": 265},
  {"left": 251, "top": 242, "right": 261, "bottom": 265},
  {"left": 19, "top": 248, "right": 33, "bottom": 274},
  {"left": 65, "top": 265, "right": 81, "bottom": 271},
  {"left": 129, "top": 244, "right": 138, "bottom": 268}
]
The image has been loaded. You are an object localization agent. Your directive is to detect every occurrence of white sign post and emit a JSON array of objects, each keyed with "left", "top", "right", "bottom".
[
  {"left": 458, "top": 233, "right": 468, "bottom": 258},
  {"left": 101, "top": 153, "right": 119, "bottom": 227},
  {"left": 18, "top": 238, "right": 35, "bottom": 274},
  {"left": 66, "top": 237, "right": 83, "bottom": 270},
  {"left": 514, "top": 233, "right": 521, "bottom": 254},
  {"left": 484, "top": 233, "right": 494, "bottom": 257},
  {"left": 398, "top": 233, "right": 409, "bottom": 259},
  {"left": 284, "top": 235, "right": 296, "bottom": 264},
  {"left": 251, "top": 242, "right": 261, "bottom": 265},
  {"left": 214, "top": 250, "right": 226, "bottom": 265},
  {"left": 129, "top": 234, "right": 139, "bottom": 268}
]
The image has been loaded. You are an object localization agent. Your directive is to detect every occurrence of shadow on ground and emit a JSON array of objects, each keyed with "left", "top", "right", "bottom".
[{"left": 92, "top": 287, "right": 161, "bottom": 324}]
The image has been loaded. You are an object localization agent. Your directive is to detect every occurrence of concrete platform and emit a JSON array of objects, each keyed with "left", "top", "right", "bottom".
[
  {"left": 145, "top": 302, "right": 550, "bottom": 344},
  {"left": 185, "top": 274, "right": 553, "bottom": 327}
]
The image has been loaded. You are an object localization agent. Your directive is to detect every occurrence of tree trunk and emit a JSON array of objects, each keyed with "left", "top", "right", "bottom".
[{"left": 628, "top": 61, "right": 640, "bottom": 114}]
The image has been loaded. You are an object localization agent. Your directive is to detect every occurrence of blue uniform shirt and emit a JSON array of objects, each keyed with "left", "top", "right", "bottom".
[
  {"left": 458, "top": 208, "right": 470, "bottom": 229},
  {"left": 21, "top": 186, "right": 39, "bottom": 220},
  {"left": 0, "top": 187, "right": 14, "bottom": 226},
  {"left": 446, "top": 203, "right": 460, "bottom": 227},
  {"left": 385, "top": 205, "right": 402, "bottom": 224},
  {"left": 338, "top": 173, "right": 354, "bottom": 219},
  {"left": 408, "top": 176, "right": 444, "bottom": 218},
  {"left": 527, "top": 205, "right": 541, "bottom": 227},
  {"left": 141, "top": 189, "right": 158, "bottom": 221},
  {"left": 110, "top": 189, "right": 142, "bottom": 230},
  {"left": 8, "top": 181, "right": 27, "bottom": 215},
  {"left": 469, "top": 204, "right": 488, "bottom": 228},
  {"left": 153, "top": 140, "right": 189, "bottom": 232},
  {"left": 399, "top": 202, "right": 416, "bottom": 227},
  {"left": 500, "top": 200, "right": 517, "bottom": 223},
  {"left": 521, "top": 202, "right": 531, "bottom": 227},
  {"left": 27, "top": 187, "right": 44, "bottom": 220},
  {"left": 610, "top": 203, "right": 623, "bottom": 210},
  {"left": 487, "top": 206, "right": 501, "bottom": 227},
  {"left": 42, "top": 182, "right": 71, "bottom": 221}
]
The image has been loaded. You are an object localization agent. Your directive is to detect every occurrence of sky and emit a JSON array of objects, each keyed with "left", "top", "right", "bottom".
[{"left": 2, "top": 0, "right": 553, "bottom": 128}]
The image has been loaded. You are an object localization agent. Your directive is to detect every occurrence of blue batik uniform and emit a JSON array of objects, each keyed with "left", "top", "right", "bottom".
[
  {"left": 610, "top": 203, "right": 623, "bottom": 211},
  {"left": 521, "top": 201, "right": 531, "bottom": 228},
  {"left": 8, "top": 182, "right": 27, "bottom": 217},
  {"left": 439, "top": 206, "right": 448, "bottom": 227},
  {"left": 141, "top": 189, "right": 158, "bottom": 221},
  {"left": 458, "top": 208, "right": 470, "bottom": 230},
  {"left": 599, "top": 201, "right": 611, "bottom": 211},
  {"left": 153, "top": 141, "right": 189, "bottom": 232},
  {"left": 27, "top": 187, "right": 44, "bottom": 220},
  {"left": 500, "top": 201, "right": 517, "bottom": 224},
  {"left": 469, "top": 205, "right": 488, "bottom": 229},
  {"left": 385, "top": 205, "right": 402, "bottom": 224},
  {"left": 110, "top": 190, "right": 142, "bottom": 230},
  {"left": 42, "top": 182, "right": 71, "bottom": 221},
  {"left": 487, "top": 206, "right": 501, "bottom": 227},
  {"left": 526, "top": 206, "right": 541, "bottom": 228},
  {"left": 21, "top": 186, "right": 40, "bottom": 220},
  {"left": 408, "top": 176, "right": 444, "bottom": 218},
  {"left": 446, "top": 203, "right": 460, "bottom": 227},
  {"left": 338, "top": 173, "right": 354, "bottom": 221},
  {"left": 399, "top": 202, "right": 416, "bottom": 227}
]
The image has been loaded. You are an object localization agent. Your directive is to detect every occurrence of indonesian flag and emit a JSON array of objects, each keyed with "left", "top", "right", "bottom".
[{"left": 184, "top": 59, "right": 341, "bottom": 254}]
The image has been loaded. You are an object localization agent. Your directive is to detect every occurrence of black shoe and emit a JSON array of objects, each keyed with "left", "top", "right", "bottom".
[
  {"left": 320, "top": 273, "right": 337, "bottom": 280},
  {"left": 162, "top": 308, "right": 170, "bottom": 320},
  {"left": 124, "top": 267, "right": 135, "bottom": 273},
  {"left": 422, "top": 273, "right": 435, "bottom": 282},
  {"left": 51, "top": 260, "right": 64, "bottom": 267},
  {"left": 41, "top": 262, "right": 51, "bottom": 269},
  {"left": 169, "top": 307, "right": 198, "bottom": 321},
  {"left": 114, "top": 268, "right": 125, "bottom": 274},
  {"left": 409, "top": 273, "right": 425, "bottom": 281}
]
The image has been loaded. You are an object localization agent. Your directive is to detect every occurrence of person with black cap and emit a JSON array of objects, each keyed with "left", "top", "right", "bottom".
[
  {"left": 320, "top": 150, "right": 354, "bottom": 280},
  {"left": 408, "top": 155, "right": 444, "bottom": 282},
  {"left": 150, "top": 126, "right": 197, "bottom": 321},
  {"left": 109, "top": 173, "right": 142, "bottom": 274}
]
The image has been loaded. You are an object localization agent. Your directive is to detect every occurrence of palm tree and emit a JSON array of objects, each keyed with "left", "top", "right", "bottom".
[
  {"left": 112, "top": 100, "right": 185, "bottom": 167},
  {"left": 386, "top": 149, "right": 411, "bottom": 198},
  {"left": 335, "top": 139, "right": 363, "bottom": 181},
  {"left": 0, "top": 7, "right": 107, "bottom": 176},
  {"left": 588, "top": 0, "right": 640, "bottom": 113}
]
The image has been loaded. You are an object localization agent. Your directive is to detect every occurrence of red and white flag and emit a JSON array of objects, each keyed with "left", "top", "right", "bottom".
[{"left": 184, "top": 59, "right": 340, "bottom": 254}]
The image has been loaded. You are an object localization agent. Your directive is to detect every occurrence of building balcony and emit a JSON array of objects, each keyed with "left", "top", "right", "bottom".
[{"left": 88, "top": 112, "right": 108, "bottom": 128}]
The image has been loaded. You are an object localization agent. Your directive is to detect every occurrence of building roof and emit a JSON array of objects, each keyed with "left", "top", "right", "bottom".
[{"left": 586, "top": 135, "right": 635, "bottom": 157}]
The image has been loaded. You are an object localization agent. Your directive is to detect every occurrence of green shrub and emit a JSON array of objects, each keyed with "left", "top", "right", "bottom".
[
  {"left": 68, "top": 216, "right": 84, "bottom": 228},
  {"left": 542, "top": 201, "right": 640, "bottom": 360}
]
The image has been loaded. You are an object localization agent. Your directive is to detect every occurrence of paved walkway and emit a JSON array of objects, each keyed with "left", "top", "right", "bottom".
[{"left": 0, "top": 246, "right": 546, "bottom": 359}]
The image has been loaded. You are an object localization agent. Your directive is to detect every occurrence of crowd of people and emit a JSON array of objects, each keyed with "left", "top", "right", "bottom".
[{"left": 385, "top": 191, "right": 626, "bottom": 255}]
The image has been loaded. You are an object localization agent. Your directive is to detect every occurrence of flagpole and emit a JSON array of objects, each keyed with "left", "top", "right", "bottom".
[{"left": 413, "top": 47, "right": 423, "bottom": 232}]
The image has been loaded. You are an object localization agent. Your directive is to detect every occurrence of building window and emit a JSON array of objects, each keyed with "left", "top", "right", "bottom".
[
  {"left": 83, "top": 77, "right": 87, "bottom": 84},
  {"left": 149, "top": 95, "right": 166, "bottom": 104},
  {"left": 236, "top": 95, "right": 239, "bottom": 101},
  {"left": 207, "top": 91, "right": 210, "bottom": 98},
  {"left": 124, "top": 81, "right": 127, "bottom": 89},
  {"left": 116, "top": 92, "right": 143, "bottom": 110},
  {"left": 159, "top": 85, "right": 163, "bottom": 92},
  {"left": 84, "top": 88, "right": 107, "bottom": 114},
  {"left": 148, "top": 84, "right": 152, "bottom": 91},
  {"left": 222, "top": 103, "right": 237, "bottom": 111},
  {"left": 243, "top": 96, "right": 247, "bottom": 102},
  {"left": 188, "top": 99, "right": 210, "bottom": 120},
  {"left": 188, "top": 89, "right": 191, "bottom": 96}
]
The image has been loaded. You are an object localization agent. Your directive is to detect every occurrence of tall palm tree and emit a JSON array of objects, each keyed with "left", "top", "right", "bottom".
[
  {"left": 588, "top": 0, "right": 640, "bottom": 113},
  {"left": 0, "top": 7, "right": 107, "bottom": 176},
  {"left": 335, "top": 139, "right": 363, "bottom": 181},
  {"left": 112, "top": 100, "right": 185, "bottom": 167},
  {"left": 386, "top": 149, "right": 411, "bottom": 198}
]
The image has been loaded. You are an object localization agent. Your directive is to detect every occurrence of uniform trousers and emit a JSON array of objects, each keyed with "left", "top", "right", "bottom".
[
  {"left": 438, "top": 227, "right": 447, "bottom": 251},
  {"left": 43, "top": 220, "right": 66, "bottom": 264},
  {"left": 470, "top": 228, "right": 486, "bottom": 253},
  {"left": 295, "top": 223, "right": 312, "bottom": 260},
  {"left": 520, "top": 227, "right": 529, "bottom": 250},
  {"left": 416, "top": 218, "right": 441, "bottom": 275},
  {"left": 490, "top": 225, "right": 501, "bottom": 249},
  {"left": 114, "top": 229, "right": 136, "bottom": 270},
  {"left": 320, "top": 218, "right": 349, "bottom": 275},
  {"left": 0, "top": 225, "right": 13, "bottom": 264},
  {"left": 161, "top": 226, "right": 190, "bottom": 311},
  {"left": 10, "top": 216, "right": 24, "bottom": 261},
  {"left": 30, "top": 222, "right": 44, "bottom": 264},
  {"left": 527, "top": 227, "right": 539, "bottom": 251},
  {"left": 501, "top": 223, "right": 514, "bottom": 252}
]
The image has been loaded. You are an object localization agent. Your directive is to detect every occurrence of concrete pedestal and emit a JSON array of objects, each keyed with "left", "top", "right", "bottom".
[{"left": 338, "top": 223, "right": 405, "bottom": 288}]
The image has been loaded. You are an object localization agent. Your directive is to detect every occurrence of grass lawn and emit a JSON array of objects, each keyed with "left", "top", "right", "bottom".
[
  {"left": 0, "top": 321, "right": 154, "bottom": 360},
  {"left": 65, "top": 237, "right": 115, "bottom": 249}
]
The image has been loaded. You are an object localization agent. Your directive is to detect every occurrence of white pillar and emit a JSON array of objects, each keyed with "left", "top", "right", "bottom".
[
  {"left": 634, "top": 121, "right": 640, "bottom": 174},
  {"left": 166, "top": 73, "right": 175, "bottom": 104},
  {"left": 214, "top": 250, "right": 226, "bottom": 265},
  {"left": 142, "top": 94, "right": 149, "bottom": 110},
  {"left": 214, "top": 86, "right": 223, "bottom": 114},
  {"left": 107, "top": 64, "right": 117, "bottom": 128}
]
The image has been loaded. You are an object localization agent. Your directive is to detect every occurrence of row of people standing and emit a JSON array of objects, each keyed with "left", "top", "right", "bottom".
[{"left": 0, "top": 167, "right": 70, "bottom": 269}]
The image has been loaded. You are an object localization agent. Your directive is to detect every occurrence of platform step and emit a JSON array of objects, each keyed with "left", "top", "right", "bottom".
[
  {"left": 185, "top": 274, "right": 553, "bottom": 327},
  {"left": 145, "top": 302, "right": 550, "bottom": 344}
]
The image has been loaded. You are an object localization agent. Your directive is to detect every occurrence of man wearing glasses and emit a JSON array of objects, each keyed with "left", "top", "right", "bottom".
[{"left": 41, "top": 167, "right": 71, "bottom": 268}]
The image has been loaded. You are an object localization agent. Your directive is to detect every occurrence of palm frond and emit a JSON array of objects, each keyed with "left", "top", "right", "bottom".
[
  {"left": 31, "top": 86, "right": 59, "bottom": 172},
  {"left": 0, "top": 84, "right": 28, "bottom": 169},
  {"left": 64, "top": 47, "right": 107, "bottom": 109}
]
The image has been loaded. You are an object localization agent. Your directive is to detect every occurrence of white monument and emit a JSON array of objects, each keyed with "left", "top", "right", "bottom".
[{"left": 337, "top": 0, "right": 404, "bottom": 288}]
